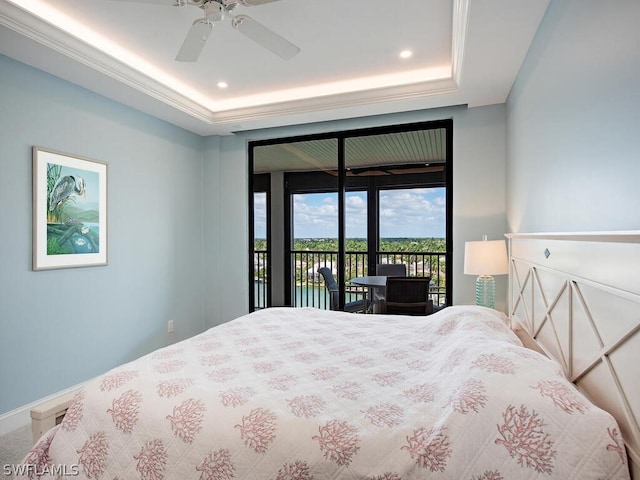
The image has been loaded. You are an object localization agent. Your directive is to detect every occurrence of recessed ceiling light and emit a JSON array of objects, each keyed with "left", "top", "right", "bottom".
[
  {"left": 399, "top": 50, "right": 413, "bottom": 59},
  {"left": 217, "top": 81, "right": 228, "bottom": 89}
]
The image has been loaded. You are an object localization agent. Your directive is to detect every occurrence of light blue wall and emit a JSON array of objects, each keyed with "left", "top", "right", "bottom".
[
  {"left": 506, "top": 0, "right": 640, "bottom": 233},
  {"left": 0, "top": 55, "right": 207, "bottom": 415}
]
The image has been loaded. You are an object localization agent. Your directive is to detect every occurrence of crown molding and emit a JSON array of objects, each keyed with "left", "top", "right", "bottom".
[
  {"left": 208, "top": 77, "right": 460, "bottom": 125},
  {"left": 0, "top": 1, "right": 213, "bottom": 121},
  {"left": 451, "top": 0, "right": 470, "bottom": 85},
  {"left": 0, "top": 0, "right": 469, "bottom": 132}
]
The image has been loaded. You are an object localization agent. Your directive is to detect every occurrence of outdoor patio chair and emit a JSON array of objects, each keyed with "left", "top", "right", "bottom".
[
  {"left": 373, "top": 263, "right": 408, "bottom": 304},
  {"left": 379, "top": 276, "right": 433, "bottom": 316},
  {"left": 318, "top": 267, "right": 369, "bottom": 313},
  {"left": 376, "top": 263, "right": 407, "bottom": 277}
]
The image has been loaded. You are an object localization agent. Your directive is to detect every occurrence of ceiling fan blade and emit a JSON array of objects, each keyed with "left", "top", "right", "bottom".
[
  {"left": 239, "top": 0, "right": 282, "bottom": 5},
  {"left": 232, "top": 15, "right": 300, "bottom": 60},
  {"left": 175, "top": 19, "right": 213, "bottom": 62}
]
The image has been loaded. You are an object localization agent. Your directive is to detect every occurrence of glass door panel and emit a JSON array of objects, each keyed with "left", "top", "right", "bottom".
[
  {"left": 280, "top": 138, "right": 339, "bottom": 308},
  {"left": 292, "top": 191, "right": 338, "bottom": 309},
  {"left": 253, "top": 191, "right": 267, "bottom": 309},
  {"left": 345, "top": 127, "right": 449, "bottom": 309}
]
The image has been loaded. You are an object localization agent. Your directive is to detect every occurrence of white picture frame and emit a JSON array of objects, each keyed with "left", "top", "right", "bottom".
[{"left": 32, "top": 147, "right": 108, "bottom": 270}]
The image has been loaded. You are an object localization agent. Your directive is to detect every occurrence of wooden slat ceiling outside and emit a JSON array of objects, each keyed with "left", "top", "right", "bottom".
[{"left": 253, "top": 128, "right": 446, "bottom": 174}]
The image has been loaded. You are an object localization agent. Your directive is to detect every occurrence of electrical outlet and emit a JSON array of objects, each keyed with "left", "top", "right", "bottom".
[{"left": 167, "top": 320, "right": 174, "bottom": 333}]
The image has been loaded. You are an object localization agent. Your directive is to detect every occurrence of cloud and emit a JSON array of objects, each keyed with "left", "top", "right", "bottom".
[
  {"left": 379, "top": 189, "right": 445, "bottom": 237},
  {"left": 293, "top": 194, "right": 338, "bottom": 237},
  {"left": 276, "top": 188, "right": 446, "bottom": 239}
]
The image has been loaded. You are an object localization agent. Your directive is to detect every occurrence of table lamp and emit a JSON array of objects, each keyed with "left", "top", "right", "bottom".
[{"left": 464, "top": 235, "right": 509, "bottom": 309}]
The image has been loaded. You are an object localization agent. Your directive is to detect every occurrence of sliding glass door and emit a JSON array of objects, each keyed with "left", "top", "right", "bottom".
[{"left": 249, "top": 120, "right": 452, "bottom": 311}]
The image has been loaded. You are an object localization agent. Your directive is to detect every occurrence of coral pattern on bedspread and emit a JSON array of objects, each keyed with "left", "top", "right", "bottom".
[{"left": 17, "top": 306, "right": 629, "bottom": 479}]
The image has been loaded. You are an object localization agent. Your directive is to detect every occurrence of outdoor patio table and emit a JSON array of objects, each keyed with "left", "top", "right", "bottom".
[{"left": 349, "top": 275, "right": 387, "bottom": 313}]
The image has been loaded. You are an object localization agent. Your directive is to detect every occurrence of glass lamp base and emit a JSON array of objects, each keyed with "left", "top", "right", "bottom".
[{"left": 475, "top": 275, "right": 496, "bottom": 309}]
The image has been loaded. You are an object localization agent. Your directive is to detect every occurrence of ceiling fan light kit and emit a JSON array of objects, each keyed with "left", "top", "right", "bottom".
[
  {"left": 114, "top": 0, "right": 300, "bottom": 63},
  {"left": 203, "top": 1, "right": 225, "bottom": 21}
]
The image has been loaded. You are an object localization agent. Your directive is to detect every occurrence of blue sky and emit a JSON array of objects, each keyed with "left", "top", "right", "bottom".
[{"left": 254, "top": 187, "right": 446, "bottom": 239}]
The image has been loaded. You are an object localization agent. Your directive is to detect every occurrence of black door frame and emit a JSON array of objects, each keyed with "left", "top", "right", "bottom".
[{"left": 248, "top": 119, "right": 453, "bottom": 311}]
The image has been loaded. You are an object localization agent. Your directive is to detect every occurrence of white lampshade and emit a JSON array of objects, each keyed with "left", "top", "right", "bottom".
[{"left": 464, "top": 238, "right": 508, "bottom": 276}]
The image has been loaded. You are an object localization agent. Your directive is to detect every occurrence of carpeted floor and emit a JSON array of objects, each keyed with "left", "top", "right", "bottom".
[{"left": 0, "top": 425, "right": 32, "bottom": 468}]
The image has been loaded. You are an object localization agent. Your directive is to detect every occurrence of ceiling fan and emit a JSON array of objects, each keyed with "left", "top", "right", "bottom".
[{"left": 114, "top": 0, "right": 300, "bottom": 62}]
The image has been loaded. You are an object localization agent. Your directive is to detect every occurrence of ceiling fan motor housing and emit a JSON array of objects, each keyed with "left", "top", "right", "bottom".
[{"left": 203, "top": 1, "right": 225, "bottom": 22}]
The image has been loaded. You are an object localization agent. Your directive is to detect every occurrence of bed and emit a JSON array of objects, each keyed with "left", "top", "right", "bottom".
[{"left": 15, "top": 232, "right": 638, "bottom": 479}]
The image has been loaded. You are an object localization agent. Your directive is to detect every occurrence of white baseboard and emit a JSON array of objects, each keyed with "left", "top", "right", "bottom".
[
  {"left": 0, "top": 406, "right": 31, "bottom": 437},
  {"left": 0, "top": 383, "right": 84, "bottom": 437}
]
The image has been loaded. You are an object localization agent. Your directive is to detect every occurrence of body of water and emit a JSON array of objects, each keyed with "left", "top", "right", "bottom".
[{"left": 254, "top": 282, "right": 362, "bottom": 309}]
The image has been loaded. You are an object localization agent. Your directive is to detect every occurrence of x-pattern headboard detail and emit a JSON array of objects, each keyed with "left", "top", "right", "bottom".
[{"left": 507, "top": 232, "right": 640, "bottom": 479}]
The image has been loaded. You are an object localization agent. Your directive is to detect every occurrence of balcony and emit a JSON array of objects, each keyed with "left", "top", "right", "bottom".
[{"left": 254, "top": 249, "right": 447, "bottom": 310}]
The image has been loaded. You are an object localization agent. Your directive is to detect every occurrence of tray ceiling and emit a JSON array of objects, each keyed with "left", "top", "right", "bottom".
[{"left": 0, "top": 0, "right": 550, "bottom": 135}]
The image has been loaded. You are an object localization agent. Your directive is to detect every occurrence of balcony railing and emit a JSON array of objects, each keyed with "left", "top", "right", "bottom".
[
  {"left": 254, "top": 250, "right": 268, "bottom": 309},
  {"left": 254, "top": 249, "right": 447, "bottom": 310}
]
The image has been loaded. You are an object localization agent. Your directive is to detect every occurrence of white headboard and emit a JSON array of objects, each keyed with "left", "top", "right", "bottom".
[{"left": 507, "top": 232, "right": 640, "bottom": 479}]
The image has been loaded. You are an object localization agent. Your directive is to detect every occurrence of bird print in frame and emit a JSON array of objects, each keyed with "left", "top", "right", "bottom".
[{"left": 32, "top": 147, "right": 108, "bottom": 270}]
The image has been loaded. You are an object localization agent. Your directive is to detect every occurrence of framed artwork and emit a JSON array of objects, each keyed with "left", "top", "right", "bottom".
[{"left": 32, "top": 147, "right": 108, "bottom": 270}]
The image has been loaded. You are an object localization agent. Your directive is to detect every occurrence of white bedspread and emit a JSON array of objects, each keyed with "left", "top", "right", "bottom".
[{"left": 17, "top": 306, "right": 630, "bottom": 479}]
